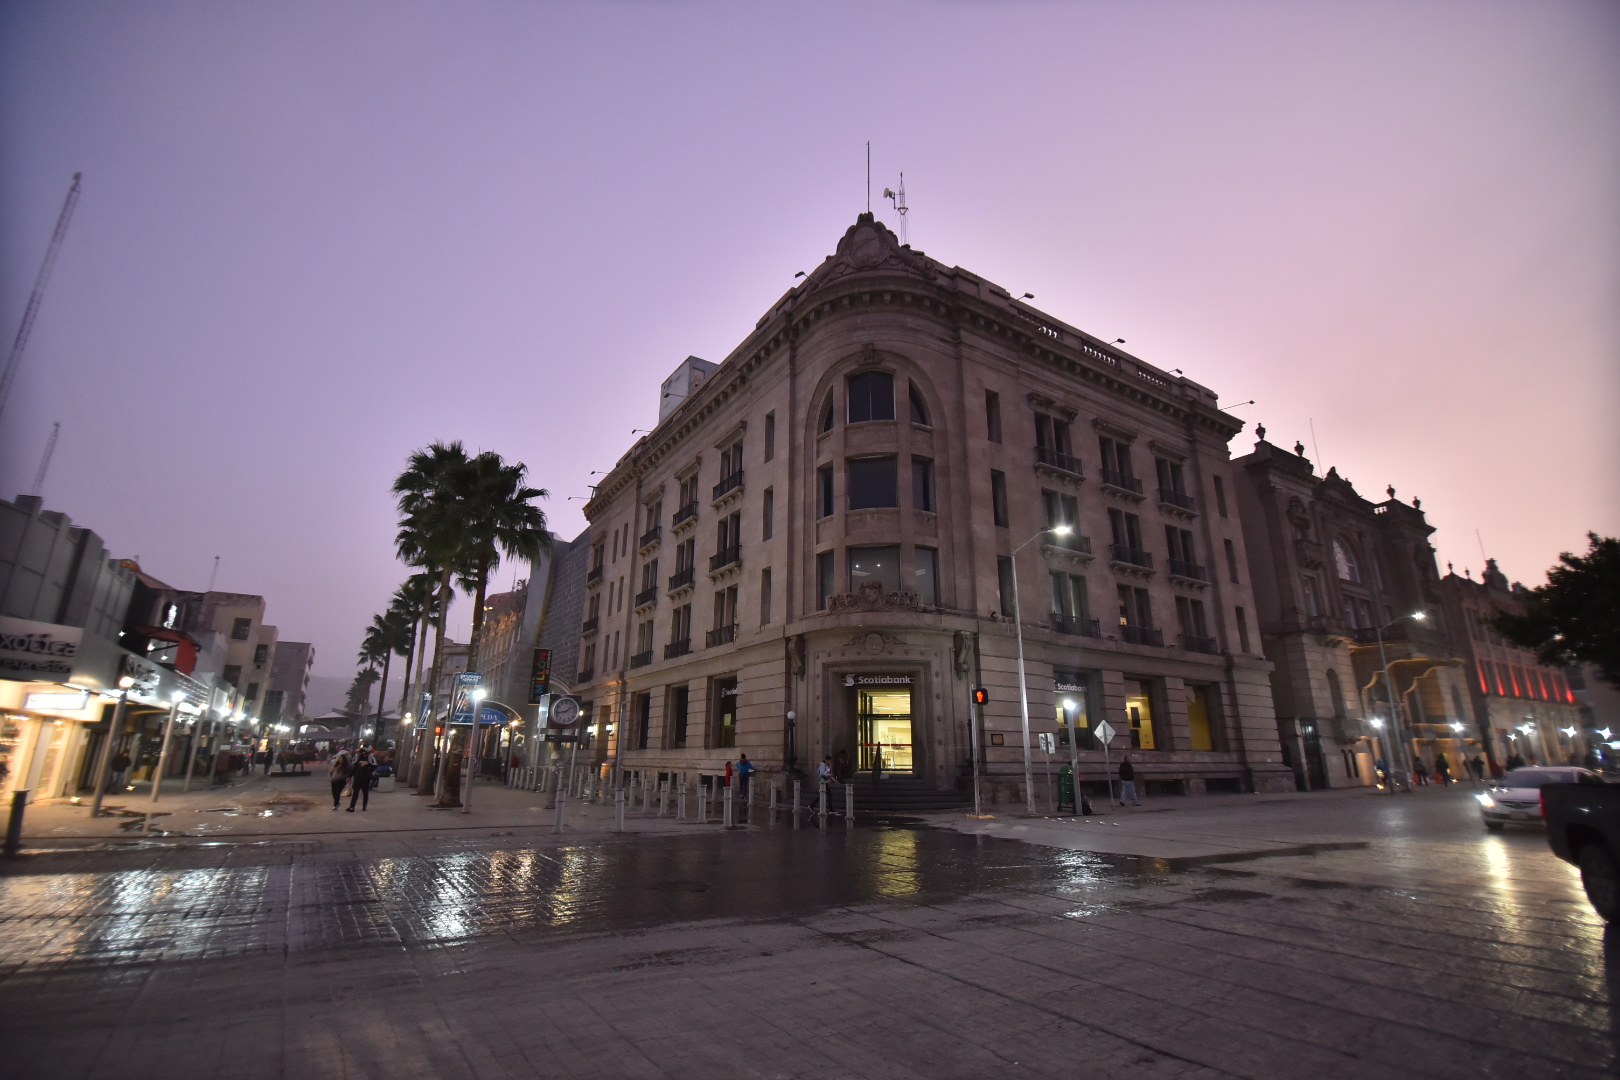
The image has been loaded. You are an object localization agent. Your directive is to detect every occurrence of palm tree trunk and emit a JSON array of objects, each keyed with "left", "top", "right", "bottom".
[
  {"left": 394, "top": 621, "right": 418, "bottom": 768},
  {"left": 372, "top": 650, "right": 393, "bottom": 745},
  {"left": 458, "top": 553, "right": 492, "bottom": 800},
  {"left": 416, "top": 565, "right": 453, "bottom": 793}
]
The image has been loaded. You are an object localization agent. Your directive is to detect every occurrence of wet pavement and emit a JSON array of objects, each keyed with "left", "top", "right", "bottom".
[{"left": 1, "top": 786, "right": 1616, "bottom": 1079}]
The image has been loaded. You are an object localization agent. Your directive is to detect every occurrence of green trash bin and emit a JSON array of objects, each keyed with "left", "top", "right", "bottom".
[{"left": 1058, "top": 765, "right": 1076, "bottom": 812}]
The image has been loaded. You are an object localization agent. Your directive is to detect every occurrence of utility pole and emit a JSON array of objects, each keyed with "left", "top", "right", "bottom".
[{"left": 0, "top": 174, "right": 82, "bottom": 426}]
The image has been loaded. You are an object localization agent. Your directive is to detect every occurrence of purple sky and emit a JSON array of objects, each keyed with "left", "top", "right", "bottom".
[{"left": 3, "top": 1, "right": 1616, "bottom": 712}]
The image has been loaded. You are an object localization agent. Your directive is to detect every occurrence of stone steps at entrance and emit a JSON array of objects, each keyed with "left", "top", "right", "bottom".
[{"left": 849, "top": 775, "right": 973, "bottom": 813}]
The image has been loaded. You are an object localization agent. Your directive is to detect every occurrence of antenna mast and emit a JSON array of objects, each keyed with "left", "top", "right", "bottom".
[
  {"left": 882, "top": 172, "right": 910, "bottom": 246},
  {"left": 0, "top": 173, "right": 82, "bottom": 426},
  {"left": 29, "top": 421, "right": 60, "bottom": 497}
]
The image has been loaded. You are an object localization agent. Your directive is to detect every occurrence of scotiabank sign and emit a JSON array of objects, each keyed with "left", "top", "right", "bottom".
[{"left": 0, "top": 616, "right": 84, "bottom": 681}]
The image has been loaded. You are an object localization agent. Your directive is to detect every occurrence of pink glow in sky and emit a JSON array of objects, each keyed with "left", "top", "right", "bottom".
[{"left": 3, "top": 1, "right": 1616, "bottom": 704}]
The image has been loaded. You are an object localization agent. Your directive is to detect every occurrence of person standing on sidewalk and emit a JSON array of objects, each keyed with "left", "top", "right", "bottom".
[
  {"left": 1118, "top": 755, "right": 1140, "bottom": 806},
  {"left": 736, "top": 754, "right": 754, "bottom": 802},
  {"left": 328, "top": 747, "right": 353, "bottom": 810},
  {"left": 347, "top": 745, "right": 378, "bottom": 812}
]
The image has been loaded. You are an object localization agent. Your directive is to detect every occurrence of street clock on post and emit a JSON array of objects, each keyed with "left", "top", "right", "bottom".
[{"left": 546, "top": 694, "right": 584, "bottom": 729}]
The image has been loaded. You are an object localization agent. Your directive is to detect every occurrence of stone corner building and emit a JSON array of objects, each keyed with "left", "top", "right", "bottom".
[{"left": 575, "top": 215, "right": 1293, "bottom": 802}]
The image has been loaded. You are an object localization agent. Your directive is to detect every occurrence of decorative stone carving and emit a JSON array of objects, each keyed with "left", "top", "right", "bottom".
[
  {"left": 828, "top": 582, "right": 922, "bottom": 613},
  {"left": 843, "top": 631, "right": 904, "bottom": 655}
]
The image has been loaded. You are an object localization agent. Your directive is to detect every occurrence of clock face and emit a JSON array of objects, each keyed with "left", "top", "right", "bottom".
[{"left": 549, "top": 695, "right": 582, "bottom": 728}]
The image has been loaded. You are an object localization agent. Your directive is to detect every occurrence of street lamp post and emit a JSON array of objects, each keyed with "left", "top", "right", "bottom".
[
  {"left": 1373, "top": 612, "right": 1425, "bottom": 794},
  {"left": 89, "top": 678, "right": 135, "bottom": 819},
  {"left": 150, "top": 692, "right": 186, "bottom": 805},
  {"left": 461, "top": 687, "right": 487, "bottom": 813},
  {"left": 1009, "top": 524, "right": 1072, "bottom": 815}
]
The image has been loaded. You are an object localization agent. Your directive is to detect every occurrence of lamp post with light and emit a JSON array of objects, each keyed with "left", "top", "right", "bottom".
[
  {"left": 461, "top": 687, "right": 487, "bottom": 813},
  {"left": 1008, "top": 523, "right": 1073, "bottom": 815},
  {"left": 150, "top": 691, "right": 187, "bottom": 804},
  {"left": 1450, "top": 722, "right": 1476, "bottom": 786},
  {"left": 88, "top": 675, "right": 136, "bottom": 818},
  {"left": 1372, "top": 612, "right": 1426, "bottom": 793}
]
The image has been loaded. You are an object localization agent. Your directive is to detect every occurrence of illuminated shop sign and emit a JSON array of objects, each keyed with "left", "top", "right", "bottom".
[
  {"left": 844, "top": 674, "right": 912, "bottom": 687},
  {"left": 0, "top": 616, "right": 83, "bottom": 681}
]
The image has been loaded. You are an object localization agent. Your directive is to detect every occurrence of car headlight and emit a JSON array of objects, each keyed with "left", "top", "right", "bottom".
[{"left": 1476, "top": 793, "right": 1495, "bottom": 808}]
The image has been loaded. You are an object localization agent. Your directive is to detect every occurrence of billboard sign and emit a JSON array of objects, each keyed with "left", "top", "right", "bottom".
[
  {"left": 527, "top": 648, "right": 551, "bottom": 704},
  {"left": 449, "top": 672, "right": 483, "bottom": 725}
]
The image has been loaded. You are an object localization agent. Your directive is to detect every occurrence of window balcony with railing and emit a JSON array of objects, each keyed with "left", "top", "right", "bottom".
[
  {"left": 705, "top": 623, "right": 738, "bottom": 648},
  {"left": 1118, "top": 624, "right": 1165, "bottom": 647},
  {"left": 1179, "top": 634, "right": 1219, "bottom": 654},
  {"left": 629, "top": 650, "right": 653, "bottom": 669},
  {"left": 1109, "top": 544, "right": 1155, "bottom": 569},
  {"left": 587, "top": 564, "right": 604, "bottom": 584},
  {"left": 709, "top": 546, "right": 741, "bottom": 573},
  {"left": 1046, "top": 531, "right": 1093, "bottom": 555},
  {"left": 580, "top": 617, "right": 599, "bottom": 636},
  {"left": 639, "top": 525, "right": 661, "bottom": 549},
  {"left": 576, "top": 668, "right": 594, "bottom": 683},
  {"left": 664, "top": 638, "right": 692, "bottom": 660},
  {"left": 1158, "top": 488, "right": 1196, "bottom": 512},
  {"left": 1168, "top": 559, "right": 1207, "bottom": 581},
  {"left": 635, "top": 585, "right": 659, "bottom": 609},
  {"left": 712, "top": 471, "right": 744, "bottom": 501},
  {"left": 672, "top": 501, "right": 699, "bottom": 528},
  {"left": 668, "top": 566, "right": 695, "bottom": 592},
  {"left": 1050, "top": 614, "right": 1101, "bottom": 637},
  {"left": 1034, "top": 445, "right": 1084, "bottom": 476},
  {"left": 1100, "top": 469, "right": 1144, "bottom": 495}
]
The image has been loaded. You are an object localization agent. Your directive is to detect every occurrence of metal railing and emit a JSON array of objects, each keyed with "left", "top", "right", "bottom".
[
  {"left": 1034, "top": 445, "right": 1084, "bottom": 475},
  {"left": 1109, "top": 544, "right": 1154, "bottom": 569},
  {"left": 664, "top": 639, "right": 691, "bottom": 660},
  {"left": 709, "top": 546, "right": 741, "bottom": 572},
  {"left": 587, "top": 564, "right": 604, "bottom": 583},
  {"left": 576, "top": 668, "right": 594, "bottom": 683},
  {"left": 1047, "top": 531, "right": 1093, "bottom": 554},
  {"left": 668, "top": 566, "right": 695, "bottom": 592},
  {"left": 1158, "top": 488, "right": 1196, "bottom": 512},
  {"left": 672, "top": 501, "right": 699, "bottom": 527},
  {"left": 1118, "top": 624, "right": 1164, "bottom": 647},
  {"left": 705, "top": 623, "right": 738, "bottom": 647},
  {"left": 1179, "top": 634, "right": 1219, "bottom": 654},
  {"left": 629, "top": 650, "right": 653, "bottom": 669},
  {"left": 638, "top": 525, "right": 661, "bottom": 548},
  {"left": 712, "top": 471, "right": 744, "bottom": 500},
  {"left": 1100, "top": 469, "right": 1143, "bottom": 494},
  {"left": 634, "top": 586, "right": 658, "bottom": 608},
  {"left": 580, "top": 617, "right": 599, "bottom": 636},
  {"left": 1050, "top": 614, "right": 1101, "bottom": 637},
  {"left": 1168, "top": 559, "right": 1207, "bottom": 581}
]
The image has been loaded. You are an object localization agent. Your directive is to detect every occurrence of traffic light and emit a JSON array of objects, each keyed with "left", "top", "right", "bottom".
[{"left": 972, "top": 687, "right": 989, "bottom": 706}]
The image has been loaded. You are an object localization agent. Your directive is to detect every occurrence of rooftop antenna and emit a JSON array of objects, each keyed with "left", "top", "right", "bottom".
[
  {"left": 1475, "top": 529, "right": 1488, "bottom": 563},
  {"left": 1309, "top": 418, "right": 1322, "bottom": 465},
  {"left": 29, "top": 421, "right": 60, "bottom": 497},
  {"left": 0, "top": 173, "right": 82, "bottom": 425},
  {"left": 207, "top": 555, "right": 220, "bottom": 592},
  {"left": 866, "top": 141, "right": 871, "bottom": 214},
  {"left": 882, "top": 173, "right": 909, "bottom": 245}
]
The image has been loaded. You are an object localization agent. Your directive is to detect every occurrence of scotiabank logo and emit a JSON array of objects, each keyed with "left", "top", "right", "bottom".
[{"left": 844, "top": 674, "right": 911, "bottom": 687}]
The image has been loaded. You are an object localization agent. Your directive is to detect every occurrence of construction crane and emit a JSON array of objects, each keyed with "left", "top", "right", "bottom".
[
  {"left": 29, "top": 421, "right": 60, "bottom": 497},
  {"left": 0, "top": 173, "right": 82, "bottom": 427}
]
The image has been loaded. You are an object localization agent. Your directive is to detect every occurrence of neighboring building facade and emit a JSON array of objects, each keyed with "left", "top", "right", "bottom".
[
  {"left": 1439, "top": 560, "right": 1585, "bottom": 768},
  {"left": 573, "top": 215, "right": 1293, "bottom": 801},
  {"left": 265, "top": 640, "right": 315, "bottom": 730},
  {"left": 1232, "top": 440, "right": 1482, "bottom": 787}
]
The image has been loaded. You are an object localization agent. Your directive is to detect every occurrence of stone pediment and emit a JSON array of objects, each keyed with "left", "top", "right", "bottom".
[{"left": 808, "top": 214, "right": 937, "bottom": 289}]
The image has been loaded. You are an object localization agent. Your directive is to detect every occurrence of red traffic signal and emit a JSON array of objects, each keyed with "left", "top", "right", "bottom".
[{"left": 972, "top": 687, "right": 989, "bottom": 705}]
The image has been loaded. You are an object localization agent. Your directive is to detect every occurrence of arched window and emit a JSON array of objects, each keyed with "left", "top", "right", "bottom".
[
  {"left": 908, "top": 383, "right": 929, "bottom": 426},
  {"left": 1325, "top": 668, "right": 1346, "bottom": 718},
  {"left": 1333, "top": 538, "right": 1360, "bottom": 582},
  {"left": 819, "top": 392, "right": 835, "bottom": 433},
  {"left": 847, "top": 371, "right": 894, "bottom": 423}
]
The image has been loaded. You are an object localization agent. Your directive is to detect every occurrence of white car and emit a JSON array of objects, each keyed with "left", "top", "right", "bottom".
[{"left": 1478, "top": 766, "right": 1607, "bottom": 831}]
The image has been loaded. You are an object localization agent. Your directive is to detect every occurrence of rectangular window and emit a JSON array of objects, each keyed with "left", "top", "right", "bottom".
[
  {"left": 914, "top": 547, "right": 938, "bottom": 607},
  {"left": 1176, "top": 596, "right": 1209, "bottom": 639},
  {"left": 760, "top": 567, "right": 773, "bottom": 624},
  {"left": 231, "top": 617, "right": 253, "bottom": 641},
  {"left": 848, "top": 456, "right": 899, "bottom": 509},
  {"left": 911, "top": 457, "right": 935, "bottom": 512},
  {"left": 632, "top": 692, "right": 651, "bottom": 750},
  {"left": 849, "top": 545, "right": 901, "bottom": 592},
  {"left": 636, "top": 620, "right": 654, "bottom": 656},
  {"left": 245, "top": 682, "right": 259, "bottom": 702},
  {"left": 847, "top": 371, "right": 895, "bottom": 423},
  {"left": 1302, "top": 577, "right": 1320, "bottom": 618},
  {"left": 985, "top": 390, "right": 1002, "bottom": 443},
  {"left": 1213, "top": 475, "right": 1229, "bottom": 517},
  {"left": 1225, "top": 539, "right": 1240, "bottom": 583},
  {"left": 817, "top": 551, "right": 835, "bottom": 610},
  {"left": 997, "top": 556, "right": 1016, "bottom": 618},
  {"left": 990, "top": 470, "right": 1009, "bottom": 527},
  {"left": 253, "top": 643, "right": 269, "bottom": 665},
  {"left": 1053, "top": 670, "right": 1097, "bottom": 749},
  {"left": 1236, "top": 607, "right": 1251, "bottom": 652},
  {"left": 712, "top": 675, "right": 738, "bottom": 748},
  {"left": 223, "top": 665, "right": 242, "bottom": 687},
  {"left": 818, "top": 464, "right": 835, "bottom": 518},
  {"left": 1187, "top": 684, "right": 1218, "bottom": 751},
  {"left": 1155, "top": 457, "right": 1186, "bottom": 495},
  {"left": 764, "top": 411, "right": 776, "bottom": 462},
  {"left": 668, "top": 685, "right": 690, "bottom": 749},
  {"left": 1098, "top": 437, "right": 1133, "bottom": 478},
  {"left": 1125, "top": 678, "right": 1157, "bottom": 750},
  {"left": 762, "top": 487, "right": 774, "bottom": 540}
]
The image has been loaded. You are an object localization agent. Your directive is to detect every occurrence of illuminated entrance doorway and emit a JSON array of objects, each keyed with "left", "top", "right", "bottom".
[{"left": 853, "top": 677, "right": 914, "bottom": 774}]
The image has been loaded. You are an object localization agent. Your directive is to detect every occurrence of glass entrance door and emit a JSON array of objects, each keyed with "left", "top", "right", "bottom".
[{"left": 857, "top": 688, "right": 913, "bottom": 773}]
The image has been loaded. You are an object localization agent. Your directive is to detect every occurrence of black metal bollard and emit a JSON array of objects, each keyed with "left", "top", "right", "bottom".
[{"left": 4, "top": 790, "right": 28, "bottom": 857}]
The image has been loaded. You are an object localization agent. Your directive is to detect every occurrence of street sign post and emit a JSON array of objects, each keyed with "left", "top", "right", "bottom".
[{"left": 1094, "top": 719, "right": 1117, "bottom": 805}]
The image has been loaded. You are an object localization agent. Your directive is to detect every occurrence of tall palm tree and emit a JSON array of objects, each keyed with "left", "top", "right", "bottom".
[
  {"left": 458, "top": 450, "right": 551, "bottom": 673},
  {"left": 345, "top": 668, "right": 381, "bottom": 717},
  {"left": 361, "top": 609, "right": 412, "bottom": 746},
  {"left": 388, "top": 572, "right": 437, "bottom": 749}
]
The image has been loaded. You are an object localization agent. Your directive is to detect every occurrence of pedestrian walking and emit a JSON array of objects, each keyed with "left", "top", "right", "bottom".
[
  {"left": 109, "top": 750, "right": 131, "bottom": 792},
  {"left": 1433, "top": 751, "right": 1452, "bottom": 785},
  {"left": 347, "top": 745, "right": 378, "bottom": 811},
  {"left": 1471, "top": 756, "right": 1486, "bottom": 781},
  {"left": 736, "top": 753, "right": 754, "bottom": 802},
  {"left": 1118, "top": 755, "right": 1140, "bottom": 806},
  {"left": 1413, "top": 757, "right": 1430, "bottom": 786},
  {"left": 328, "top": 747, "right": 353, "bottom": 810},
  {"left": 818, "top": 756, "right": 836, "bottom": 786}
]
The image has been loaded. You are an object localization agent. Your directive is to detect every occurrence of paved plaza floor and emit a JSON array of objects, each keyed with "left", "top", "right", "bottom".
[{"left": 0, "top": 774, "right": 1615, "bottom": 1079}]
